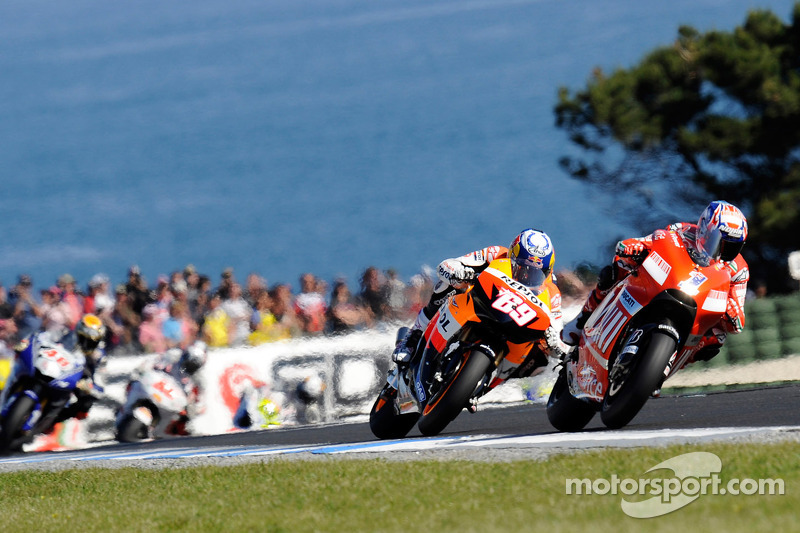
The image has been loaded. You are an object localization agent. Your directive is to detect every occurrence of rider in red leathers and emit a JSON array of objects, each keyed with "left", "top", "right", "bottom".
[
  {"left": 561, "top": 200, "right": 749, "bottom": 365},
  {"left": 392, "top": 228, "right": 566, "bottom": 378}
]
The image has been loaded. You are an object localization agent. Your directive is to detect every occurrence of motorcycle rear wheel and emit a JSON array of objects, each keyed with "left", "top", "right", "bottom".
[
  {"left": 0, "top": 395, "right": 36, "bottom": 454},
  {"left": 546, "top": 368, "right": 597, "bottom": 432},
  {"left": 116, "top": 414, "right": 150, "bottom": 443},
  {"left": 417, "top": 349, "right": 491, "bottom": 437},
  {"left": 600, "top": 325, "right": 677, "bottom": 429},
  {"left": 369, "top": 384, "right": 420, "bottom": 440}
]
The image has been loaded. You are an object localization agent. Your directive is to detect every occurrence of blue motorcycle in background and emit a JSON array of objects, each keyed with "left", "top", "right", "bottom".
[{"left": 0, "top": 332, "right": 87, "bottom": 453}]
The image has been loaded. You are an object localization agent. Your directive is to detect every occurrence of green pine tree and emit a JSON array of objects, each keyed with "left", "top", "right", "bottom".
[{"left": 555, "top": 3, "right": 800, "bottom": 290}]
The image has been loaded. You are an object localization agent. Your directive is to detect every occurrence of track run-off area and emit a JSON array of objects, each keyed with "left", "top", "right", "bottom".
[{"left": 1, "top": 384, "right": 798, "bottom": 470}]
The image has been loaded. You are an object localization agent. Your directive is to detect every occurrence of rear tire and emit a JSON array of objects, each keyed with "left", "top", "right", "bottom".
[
  {"left": 116, "top": 415, "right": 149, "bottom": 443},
  {"left": 417, "top": 350, "right": 491, "bottom": 437},
  {"left": 369, "top": 385, "right": 419, "bottom": 440},
  {"left": 546, "top": 368, "right": 597, "bottom": 432},
  {"left": 0, "top": 395, "right": 36, "bottom": 454},
  {"left": 600, "top": 326, "right": 677, "bottom": 429}
]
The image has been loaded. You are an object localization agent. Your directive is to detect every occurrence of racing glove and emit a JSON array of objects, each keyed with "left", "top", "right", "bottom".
[
  {"left": 543, "top": 326, "right": 567, "bottom": 359},
  {"left": 437, "top": 259, "right": 476, "bottom": 287},
  {"left": 724, "top": 298, "right": 745, "bottom": 333},
  {"left": 616, "top": 240, "right": 647, "bottom": 259}
]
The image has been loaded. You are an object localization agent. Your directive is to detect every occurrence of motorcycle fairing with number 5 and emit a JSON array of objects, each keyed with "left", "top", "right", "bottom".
[{"left": 370, "top": 258, "right": 558, "bottom": 439}]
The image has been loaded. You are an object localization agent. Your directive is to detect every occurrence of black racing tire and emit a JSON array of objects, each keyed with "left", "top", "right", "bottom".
[
  {"left": 116, "top": 414, "right": 149, "bottom": 443},
  {"left": 0, "top": 395, "right": 36, "bottom": 454},
  {"left": 546, "top": 368, "right": 598, "bottom": 432},
  {"left": 369, "top": 385, "right": 420, "bottom": 440},
  {"left": 417, "top": 350, "right": 492, "bottom": 437},
  {"left": 600, "top": 326, "right": 678, "bottom": 429}
]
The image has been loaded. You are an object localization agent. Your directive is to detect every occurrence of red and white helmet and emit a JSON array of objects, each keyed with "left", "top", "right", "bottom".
[{"left": 696, "top": 201, "right": 748, "bottom": 262}]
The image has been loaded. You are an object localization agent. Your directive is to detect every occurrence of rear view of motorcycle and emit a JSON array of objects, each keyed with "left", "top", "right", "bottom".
[
  {"left": 0, "top": 333, "right": 87, "bottom": 454},
  {"left": 370, "top": 258, "right": 557, "bottom": 439}
]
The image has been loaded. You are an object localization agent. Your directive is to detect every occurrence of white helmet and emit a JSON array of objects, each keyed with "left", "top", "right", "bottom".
[{"left": 180, "top": 341, "right": 207, "bottom": 375}]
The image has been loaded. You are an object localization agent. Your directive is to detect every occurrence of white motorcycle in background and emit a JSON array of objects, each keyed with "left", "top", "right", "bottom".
[{"left": 115, "top": 367, "right": 189, "bottom": 442}]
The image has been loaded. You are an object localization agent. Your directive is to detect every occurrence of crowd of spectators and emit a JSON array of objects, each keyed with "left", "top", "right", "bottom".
[{"left": 0, "top": 264, "right": 441, "bottom": 357}]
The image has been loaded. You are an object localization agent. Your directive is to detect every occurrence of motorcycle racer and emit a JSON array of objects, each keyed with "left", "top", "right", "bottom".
[
  {"left": 392, "top": 228, "right": 566, "bottom": 377},
  {"left": 51, "top": 313, "right": 108, "bottom": 423},
  {"left": 561, "top": 200, "right": 749, "bottom": 365},
  {"left": 148, "top": 340, "right": 208, "bottom": 435}
]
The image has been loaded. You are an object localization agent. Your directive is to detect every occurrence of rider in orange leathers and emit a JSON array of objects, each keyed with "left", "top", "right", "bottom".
[
  {"left": 392, "top": 228, "right": 566, "bottom": 378},
  {"left": 561, "top": 200, "right": 749, "bottom": 365}
]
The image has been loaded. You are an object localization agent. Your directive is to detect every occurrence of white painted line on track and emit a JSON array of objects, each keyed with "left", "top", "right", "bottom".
[{"left": 1, "top": 426, "right": 797, "bottom": 466}]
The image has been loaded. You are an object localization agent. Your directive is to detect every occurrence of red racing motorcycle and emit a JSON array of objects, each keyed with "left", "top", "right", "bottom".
[{"left": 547, "top": 232, "right": 736, "bottom": 431}]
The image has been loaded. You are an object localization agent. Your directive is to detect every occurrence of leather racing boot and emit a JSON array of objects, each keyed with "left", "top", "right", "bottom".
[{"left": 391, "top": 328, "right": 423, "bottom": 368}]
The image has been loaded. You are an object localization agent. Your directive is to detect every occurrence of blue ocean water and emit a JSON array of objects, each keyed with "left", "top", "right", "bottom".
[{"left": 1, "top": 0, "right": 795, "bottom": 290}]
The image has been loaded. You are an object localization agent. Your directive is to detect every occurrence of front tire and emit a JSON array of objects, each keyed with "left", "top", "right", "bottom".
[
  {"left": 546, "top": 368, "right": 597, "bottom": 432},
  {"left": 0, "top": 395, "right": 36, "bottom": 454},
  {"left": 417, "top": 350, "right": 491, "bottom": 437},
  {"left": 369, "top": 385, "right": 419, "bottom": 440},
  {"left": 600, "top": 326, "right": 677, "bottom": 429}
]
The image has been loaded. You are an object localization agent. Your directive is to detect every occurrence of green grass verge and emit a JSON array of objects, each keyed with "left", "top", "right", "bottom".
[{"left": 0, "top": 441, "right": 797, "bottom": 532}]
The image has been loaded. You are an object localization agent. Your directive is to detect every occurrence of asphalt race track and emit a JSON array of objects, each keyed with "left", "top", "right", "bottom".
[{"left": 1, "top": 384, "right": 798, "bottom": 469}]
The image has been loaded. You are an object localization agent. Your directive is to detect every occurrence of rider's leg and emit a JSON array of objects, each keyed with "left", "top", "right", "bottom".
[{"left": 561, "top": 264, "right": 616, "bottom": 345}]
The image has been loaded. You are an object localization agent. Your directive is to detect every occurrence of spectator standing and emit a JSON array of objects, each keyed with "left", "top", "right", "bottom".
[
  {"left": 221, "top": 282, "right": 252, "bottom": 346},
  {"left": 0, "top": 283, "right": 15, "bottom": 324},
  {"left": 244, "top": 272, "right": 267, "bottom": 308},
  {"left": 294, "top": 273, "right": 327, "bottom": 336},
  {"left": 202, "top": 292, "right": 231, "bottom": 348},
  {"left": 358, "top": 266, "right": 389, "bottom": 322},
  {"left": 139, "top": 304, "right": 167, "bottom": 354},
  {"left": 162, "top": 301, "right": 186, "bottom": 349},
  {"left": 58, "top": 273, "right": 83, "bottom": 329},
  {"left": 40, "top": 286, "right": 69, "bottom": 337},
  {"left": 84, "top": 274, "right": 113, "bottom": 315},
  {"left": 112, "top": 284, "right": 141, "bottom": 354},
  {"left": 93, "top": 284, "right": 124, "bottom": 352},
  {"left": 248, "top": 291, "right": 290, "bottom": 345},
  {"left": 218, "top": 267, "right": 235, "bottom": 299},
  {"left": 405, "top": 274, "right": 433, "bottom": 319},
  {"left": 125, "top": 265, "right": 149, "bottom": 316},
  {"left": 183, "top": 264, "right": 201, "bottom": 307},
  {"left": 326, "top": 280, "right": 372, "bottom": 334},
  {"left": 0, "top": 317, "right": 17, "bottom": 360},
  {"left": 9, "top": 275, "right": 42, "bottom": 339},
  {"left": 269, "top": 284, "right": 301, "bottom": 338},
  {"left": 153, "top": 276, "right": 173, "bottom": 322},
  {"left": 384, "top": 269, "right": 407, "bottom": 321}
]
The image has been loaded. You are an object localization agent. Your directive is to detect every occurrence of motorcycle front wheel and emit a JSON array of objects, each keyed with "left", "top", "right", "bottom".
[
  {"left": 369, "top": 384, "right": 420, "bottom": 440},
  {"left": 600, "top": 324, "right": 678, "bottom": 429},
  {"left": 0, "top": 395, "right": 36, "bottom": 454},
  {"left": 417, "top": 349, "right": 491, "bottom": 437}
]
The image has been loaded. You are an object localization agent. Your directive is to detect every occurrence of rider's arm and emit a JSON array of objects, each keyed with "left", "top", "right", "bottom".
[
  {"left": 721, "top": 256, "right": 749, "bottom": 334},
  {"left": 437, "top": 246, "right": 508, "bottom": 289}
]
